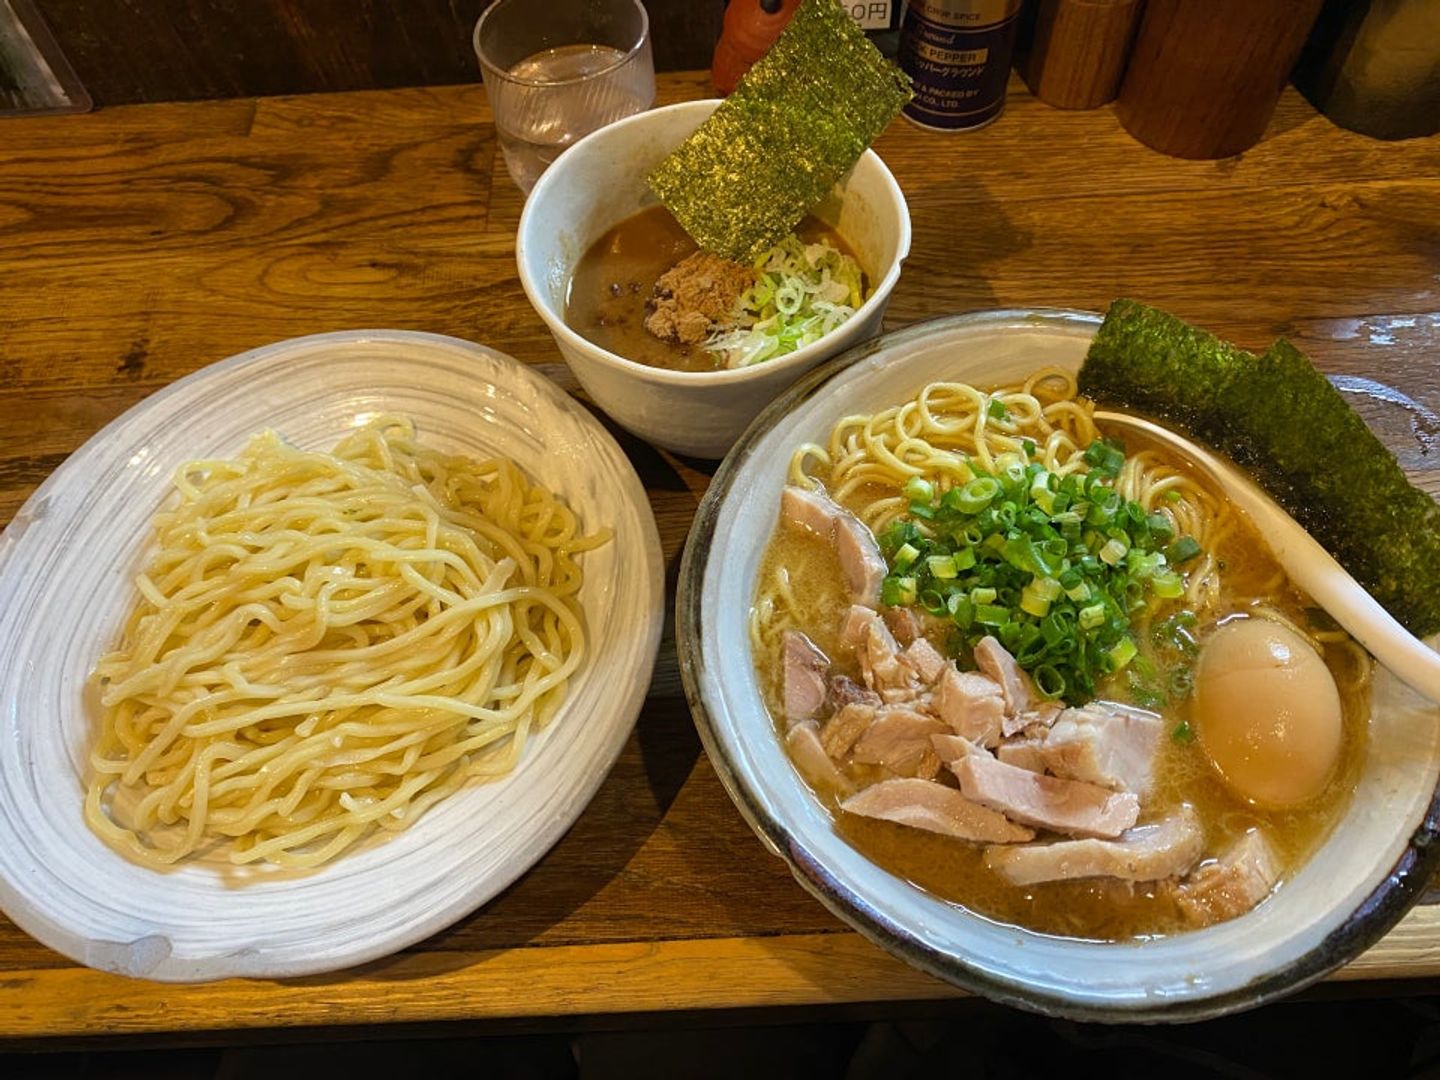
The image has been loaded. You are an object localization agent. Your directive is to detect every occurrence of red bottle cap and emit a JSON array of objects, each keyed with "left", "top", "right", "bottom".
[{"left": 712, "top": 0, "right": 803, "bottom": 96}]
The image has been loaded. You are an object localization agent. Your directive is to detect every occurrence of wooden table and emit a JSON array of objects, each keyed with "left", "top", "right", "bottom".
[{"left": 2, "top": 70, "right": 1439, "bottom": 1042}]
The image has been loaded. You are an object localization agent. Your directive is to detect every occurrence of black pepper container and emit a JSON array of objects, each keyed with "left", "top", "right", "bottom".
[{"left": 898, "top": 0, "right": 1025, "bottom": 131}]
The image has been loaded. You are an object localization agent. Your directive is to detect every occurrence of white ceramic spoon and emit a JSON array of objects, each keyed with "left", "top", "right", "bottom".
[{"left": 1095, "top": 409, "right": 1440, "bottom": 706}]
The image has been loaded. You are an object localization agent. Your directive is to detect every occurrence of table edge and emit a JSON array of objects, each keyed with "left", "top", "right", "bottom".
[{"left": 4, "top": 908, "right": 1440, "bottom": 1038}]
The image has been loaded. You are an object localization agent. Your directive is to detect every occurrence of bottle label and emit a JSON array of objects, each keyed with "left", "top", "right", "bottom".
[{"left": 899, "top": 0, "right": 1023, "bottom": 130}]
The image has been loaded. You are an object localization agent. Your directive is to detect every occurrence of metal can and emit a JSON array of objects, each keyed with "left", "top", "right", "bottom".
[{"left": 898, "top": 0, "right": 1024, "bottom": 131}]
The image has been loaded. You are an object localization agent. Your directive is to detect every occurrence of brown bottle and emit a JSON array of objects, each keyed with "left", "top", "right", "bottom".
[
  {"left": 1116, "top": 0, "right": 1326, "bottom": 159},
  {"left": 712, "top": 0, "right": 803, "bottom": 96}
]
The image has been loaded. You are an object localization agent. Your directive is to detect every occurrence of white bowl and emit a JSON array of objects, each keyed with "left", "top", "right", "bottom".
[
  {"left": 678, "top": 309, "right": 1440, "bottom": 1022},
  {"left": 0, "top": 331, "right": 665, "bottom": 982},
  {"left": 517, "top": 99, "right": 911, "bottom": 459}
]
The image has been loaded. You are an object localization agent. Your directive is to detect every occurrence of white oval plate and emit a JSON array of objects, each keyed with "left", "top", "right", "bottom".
[
  {"left": 0, "top": 330, "right": 665, "bottom": 983},
  {"left": 679, "top": 310, "right": 1440, "bottom": 1022}
]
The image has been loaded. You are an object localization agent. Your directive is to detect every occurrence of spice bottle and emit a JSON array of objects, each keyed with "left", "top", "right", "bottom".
[
  {"left": 712, "top": 0, "right": 803, "bottom": 96},
  {"left": 898, "top": 0, "right": 1025, "bottom": 131}
]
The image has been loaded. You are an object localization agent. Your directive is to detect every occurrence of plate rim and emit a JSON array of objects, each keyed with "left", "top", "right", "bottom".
[
  {"left": 676, "top": 307, "right": 1440, "bottom": 1023},
  {"left": 0, "top": 329, "right": 667, "bottom": 982}
]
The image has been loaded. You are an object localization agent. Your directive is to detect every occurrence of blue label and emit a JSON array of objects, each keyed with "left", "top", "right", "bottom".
[{"left": 899, "top": 1, "right": 1022, "bottom": 130}]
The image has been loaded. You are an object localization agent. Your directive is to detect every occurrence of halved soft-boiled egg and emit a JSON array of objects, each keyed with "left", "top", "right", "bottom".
[{"left": 1193, "top": 616, "right": 1343, "bottom": 808}]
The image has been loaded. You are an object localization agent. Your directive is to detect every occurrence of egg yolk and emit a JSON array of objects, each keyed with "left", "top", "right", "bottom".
[{"left": 1193, "top": 617, "right": 1343, "bottom": 808}]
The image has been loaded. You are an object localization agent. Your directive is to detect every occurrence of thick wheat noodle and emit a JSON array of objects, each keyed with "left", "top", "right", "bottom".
[{"left": 86, "top": 415, "right": 608, "bottom": 870}]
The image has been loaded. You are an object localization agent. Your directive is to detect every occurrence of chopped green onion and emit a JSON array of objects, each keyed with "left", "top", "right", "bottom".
[
  {"left": 1151, "top": 571, "right": 1184, "bottom": 599},
  {"left": 1029, "top": 576, "right": 1063, "bottom": 602},
  {"left": 1033, "top": 664, "right": 1066, "bottom": 699},
  {"left": 894, "top": 542, "right": 920, "bottom": 571},
  {"left": 949, "top": 594, "right": 975, "bottom": 628},
  {"left": 1022, "top": 438, "right": 1037, "bottom": 457},
  {"left": 1166, "top": 536, "right": 1202, "bottom": 565},
  {"left": 903, "top": 476, "right": 934, "bottom": 504},
  {"left": 927, "top": 555, "right": 958, "bottom": 579},
  {"left": 988, "top": 399, "right": 1009, "bottom": 421},
  {"left": 1106, "top": 636, "right": 1138, "bottom": 671},
  {"left": 919, "top": 588, "right": 947, "bottom": 616},
  {"left": 1127, "top": 550, "right": 1164, "bottom": 579},
  {"left": 877, "top": 426, "right": 1201, "bottom": 707},
  {"left": 702, "top": 235, "right": 870, "bottom": 368},
  {"left": 976, "top": 603, "right": 1010, "bottom": 626},
  {"left": 1082, "top": 438, "right": 1126, "bottom": 476},
  {"left": 1019, "top": 584, "right": 1052, "bottom": 618},
  {"left": 1029, "top": 470, "right": 1054, "bottom": 512},
  {"left": 1099, "top": 538, "right": 1129, "bottom": 566},
  {"left": 881, "top": 576, "right": 917, "bottom": 607},
  {"left": 1172, "top": 720, "right": 1196, "bottom": 743},
  {"left": 954, "top": 476, "right": 1000, "bottom": 514}
]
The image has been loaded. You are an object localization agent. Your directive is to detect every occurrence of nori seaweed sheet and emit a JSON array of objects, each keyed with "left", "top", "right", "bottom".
[
  {"left": 648, "top": 0, "right": 912, "bottom": 262},
  {"left": 1079, "top": 299, "right": 1440, "bottom": 637}
]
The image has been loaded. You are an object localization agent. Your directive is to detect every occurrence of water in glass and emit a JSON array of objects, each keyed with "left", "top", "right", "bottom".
[{"left": 497, "top": 44, "right": 654, "bottom": 192}]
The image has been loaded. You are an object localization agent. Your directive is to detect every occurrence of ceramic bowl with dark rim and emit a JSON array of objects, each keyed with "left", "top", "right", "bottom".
[{"left": 677, "top": 309, "right": 1440, "bottom": 1022}]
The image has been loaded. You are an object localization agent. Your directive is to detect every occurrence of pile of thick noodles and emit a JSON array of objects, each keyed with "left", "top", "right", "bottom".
[{"left": 87, "top": 416, "right": 608, "bottom": 870}]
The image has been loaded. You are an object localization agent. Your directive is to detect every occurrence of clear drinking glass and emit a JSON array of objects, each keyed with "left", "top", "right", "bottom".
[{"left": 475, "top": 0, "right": 656, "bottom": 194}]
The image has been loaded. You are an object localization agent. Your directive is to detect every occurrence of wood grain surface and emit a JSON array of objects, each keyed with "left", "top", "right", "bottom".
[{"left": 1, "top": 69, "right": 1438, "bottom": 1039}]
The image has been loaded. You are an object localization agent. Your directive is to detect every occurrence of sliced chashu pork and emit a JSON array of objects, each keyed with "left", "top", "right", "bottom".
[
  {"left": 834, "top": 513, "right": 887, "bottom": 606},
  {"left": 1012, "top": 702, "right": 1063, "bottom": 738},
  {"left": 1173, "top": 829, "right": 1281, "bottom": 927},
  {"left": 841, "top": 778, "right": 1034, "bottom": 843},
  {"left": 901, "top": 638, "right": 948, "bottom": 683},
  {"left": 885, "top": 607, "right": 924, "bottom": 646},
  {"left": 827, "top": 673, "right": 880, "bottom": 711},
  {"left": 1038, "top": 701, "right": 1163, "bottom": 796},
  {"left": 821, "top": 702, "right": 876, "bottom": 760},
  {"left": 779, "top": 485, "right": 885, "bottom": 605},
  {"left": 782, "top": 630, "right": 830, "bottom": 726},
  {"left": 934, "top": 667, "right": 1007, "bottom": 747},
  {"left": 984, "top": 808, "right": 1205, "bottom": 886},
  {"left": 933, "top": 734, "right": 1140, "bottom": 839},
  {"left": 974, "top": 635, "right": 1038, "bottom": 718},
  {"left": 841, "top": 605, "right": 919, "bottom": 694},
  {"left": 997, "top": 741, "right": 1047, "bottom": 772},
  {"left": 852, "top": 708, "right": 947, "bottom": 779},
  {"left": 779, "top": 484, "right": 839, "bottom": 538},
  {"left": 786, "top": 721, "right": 853, "bottom": 794}
]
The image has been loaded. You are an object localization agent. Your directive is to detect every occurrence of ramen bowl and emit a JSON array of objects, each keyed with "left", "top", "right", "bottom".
[
  {"left": 677, "top": 309, "right": 1440, "bottom": 1022},
  {"left": 516, "top": 99, "right": 911, "bottom": 459}
]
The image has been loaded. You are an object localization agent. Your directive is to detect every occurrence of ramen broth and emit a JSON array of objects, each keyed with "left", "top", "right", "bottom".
[
  {"left": 565, "top": 204, "right": 860, "bottom": 373},
  {"left": 752, "top": 442, "right": 1368, "bottom": 941}
]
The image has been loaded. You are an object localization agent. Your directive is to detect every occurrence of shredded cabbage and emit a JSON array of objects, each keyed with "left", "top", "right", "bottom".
[{"left": 703, "top": 235, "right": 868, "bottom": 369}]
